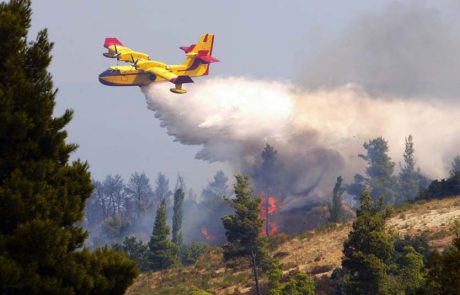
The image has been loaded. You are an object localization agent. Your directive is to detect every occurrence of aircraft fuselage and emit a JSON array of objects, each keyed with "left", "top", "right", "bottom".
[{"left": 98, "top": 66, "right": 165, "bottom": 86}]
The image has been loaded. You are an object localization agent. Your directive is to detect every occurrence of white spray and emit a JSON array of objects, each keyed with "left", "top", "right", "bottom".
[{"left": 142, "top": 78, "right": 460, "bottom": 208}]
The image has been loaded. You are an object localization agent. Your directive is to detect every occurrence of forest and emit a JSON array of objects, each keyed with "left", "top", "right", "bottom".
[{"left": 1, "top": 1, "right": 460, "bottom": 294}]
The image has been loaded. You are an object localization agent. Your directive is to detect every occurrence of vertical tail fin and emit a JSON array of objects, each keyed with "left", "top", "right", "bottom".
[{"left": 179, "top": 34, "right": 219, "bottom": 77}]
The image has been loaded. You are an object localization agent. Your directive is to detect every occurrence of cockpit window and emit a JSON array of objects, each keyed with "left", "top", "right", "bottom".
[{"left": 101, "top": 69, "right": 121, "bottom": 76}]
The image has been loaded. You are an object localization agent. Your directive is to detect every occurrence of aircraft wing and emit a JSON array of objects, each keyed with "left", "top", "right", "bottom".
[
  {"left": 146, "top": 67, "right": 193, "bottom": 84},
  {"left": 103, "top": 37, "right": 150, "bottom": 62}
]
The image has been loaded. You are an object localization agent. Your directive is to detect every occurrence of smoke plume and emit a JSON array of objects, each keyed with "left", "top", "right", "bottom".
[
  {"left": 142, "top": 1, "right": 460, "bottom": 209},
  {"left": 143, "top": 79, "right": 460, "bottom": 209},
  {"left": 300, "top": 1, "right": 460, "bottom": 100}
]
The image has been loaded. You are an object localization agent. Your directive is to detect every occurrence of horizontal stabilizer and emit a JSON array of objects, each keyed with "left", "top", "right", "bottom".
[
  {"left": 171, "top": 75, "right": 194, "bottom": 84},
  {"left": 104, "top": 37, "right": 123, "bottom": 48},
  {"left": 198, "top": 55, "right": 219, "bottom": 64},
  {"left": 179, "top": 44, "right": 196, "bottom": 53}
]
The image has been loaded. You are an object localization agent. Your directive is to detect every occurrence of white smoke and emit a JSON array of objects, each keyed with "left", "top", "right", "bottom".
[
  {"left": 141, "top": 1, "right": 460, "bottom": 209},
  {"left": 142, "top": 78, "right": 460, "bottom": 208}
]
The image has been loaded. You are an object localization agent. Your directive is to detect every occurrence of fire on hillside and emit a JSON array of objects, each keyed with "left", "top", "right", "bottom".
[{"left": 259, "top": 194, "right": 280, "bottom": 237}]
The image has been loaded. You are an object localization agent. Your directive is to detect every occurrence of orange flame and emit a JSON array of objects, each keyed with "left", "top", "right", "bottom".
[
  {"left": 201, "top": 227, "right": 214, "bottom": 241},
  {"left": 270, "top": 223, "right": 278, "bottom": 236},
  {"left": 267, "top": 196, "right": 278, "bottom": 214},
  {"left": 259, "top": 195, "right": 279, "bottom": 236}
]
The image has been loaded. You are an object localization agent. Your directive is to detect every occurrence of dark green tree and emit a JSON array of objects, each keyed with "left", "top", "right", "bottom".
[
  {"left": 340, "top": 190, "right": 427, "bottom": 294},
  {"left": 425, "top": 222, "right": 460, "bottom": 295},
  {"left": 0, "top": 1, "right": 138, "bottom": 293},
  {"left": 222, "top": 175, "right": 267, "bottom": 295},
  {"left": 395, "top": 246, "right": 425, "bottom": 294},
  {"left": 181, "top": 242, "right": 210, "bottom": 266},
  {"left": 398, "top": 135, "right": 420, "bottom": 203},
  {"left": 172, "top": 175, "right": 185, "bottom": 249},
  {"left": 113, "top": 236, "right": 149, "bottom": 271},
  {"left": 342, "top": 191, "right": 394, "bottom": 294},
  {"left": 358, "top": 137, "right": 398, "bottom": 204},
  {"left": 329, "top": 176, "right": 345, "bottom": 222},
  {"left": 450, "top": 155, "right": 460, "bottom": 177},
  {"left": 280, "top": 272, "right": 316, "bottom": 295},
  {"left": 268, "top": 261, "right": 315, "bottom": 295},
  {"left": 147, "top": 198, "right": 178, "bottom": 271}
]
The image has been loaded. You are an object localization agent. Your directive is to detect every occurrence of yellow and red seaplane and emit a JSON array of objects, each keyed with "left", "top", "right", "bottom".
[{"left": 99, "top": 34, "right": 219, "bottom": 94}]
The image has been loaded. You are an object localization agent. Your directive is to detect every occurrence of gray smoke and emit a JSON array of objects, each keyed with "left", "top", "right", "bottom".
[{"left": 300, "top": 1, "right": 460, "bottom": 100}]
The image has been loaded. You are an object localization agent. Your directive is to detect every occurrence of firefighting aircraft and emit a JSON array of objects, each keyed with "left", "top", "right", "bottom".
[{"left": 98, "top": 33, "right": 219, "bottom": 94}]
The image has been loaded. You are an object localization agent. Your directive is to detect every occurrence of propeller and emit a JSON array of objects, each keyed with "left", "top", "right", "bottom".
[
  {"left": 114, "top": 44, "right": 119, "bottom": 66},
  {"left": 130, "top": 54, "right": 139, "bottom": 69}
]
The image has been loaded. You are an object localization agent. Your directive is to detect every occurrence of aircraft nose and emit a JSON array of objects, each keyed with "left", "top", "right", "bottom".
[{"left": 98, "top": 71, "right": 110, "bottom": 85}]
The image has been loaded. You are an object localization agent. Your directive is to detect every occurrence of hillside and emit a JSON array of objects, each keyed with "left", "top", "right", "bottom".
[{"left": 126, "top": 196, "right": 460, "bottom": 295}]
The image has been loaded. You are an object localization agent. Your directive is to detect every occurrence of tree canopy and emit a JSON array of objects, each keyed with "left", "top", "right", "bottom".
[{"left": 0, "top": 1, "right": 138, "bottom": 293}]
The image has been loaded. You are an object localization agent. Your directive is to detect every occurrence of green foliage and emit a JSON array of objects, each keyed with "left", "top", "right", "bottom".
[
  {"left": 222, "top": 175, "right": 264, "bottom": 259},
  {"left": 340, "top": 191, "right": 429, "bottom": 294},
  {"left": 425, "top": 222, "right": 460, "bottom": 295},
  {"left": 342, "top": 191, "right": 394, "bottom": 294},
  {"left": 395, "top": 246, "right": 425, "bottom": 294},
  {"left": 281, "top": 272, "right": 315, "bottom": 295},
  {"left": 267, "top": 261, "right": 283, "bottom": 295},
  {"left": 394, "top": 234, "right": 430, "bottom": 263},
  {"left": 222, "top": 175, "right": 267, "bottom": 295},
  {"left": 329, "top": 176, "right": 345, "bottom": 222},
  {"left": 358, "top": 137, "right": 398, "bottom": 204},
  {"left": 181, "top": 242, "right": 210, "bottom": 266},
  {"left": 113, "top": 236, "right": 148, "bottom": 271},
  {"left": 172, "top": 176, "right": 185, "bottom": 249},
  {"left": 268, "top": 262, "right": 315, "bottom": 295},
  {"left": 398, "top": 135, "right": 421, "bottom": 203},
  {"left": 0, "top": 1, "right": 137, "bottom": 293},
  {"left": 87, "top": 247, "right": 139, "bottom": 295},
  {"left": 420, "top": 171, "right": 460, "bottom": 200},
  {"left": 147, "top": 198, "right": 179, "bottom": 271}
]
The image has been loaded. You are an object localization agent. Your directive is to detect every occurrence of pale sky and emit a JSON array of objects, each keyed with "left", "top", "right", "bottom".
[{"left": 28, "top": 0, "right": 392, "bottom": 191}]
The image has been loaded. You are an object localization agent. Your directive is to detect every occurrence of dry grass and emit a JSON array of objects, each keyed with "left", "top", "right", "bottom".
[{"left": 126, "top": 195, "right": 460, "bottom": 294}]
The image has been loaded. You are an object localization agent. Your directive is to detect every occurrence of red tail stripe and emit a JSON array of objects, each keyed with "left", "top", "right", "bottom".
[{"left": 104, "top": 37, "right": 123, "bottom": 48}]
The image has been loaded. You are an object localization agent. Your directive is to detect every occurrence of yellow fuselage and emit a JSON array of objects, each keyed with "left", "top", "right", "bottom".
[{"left": 98, "top": 66, "right": 168, "bottom": 86}]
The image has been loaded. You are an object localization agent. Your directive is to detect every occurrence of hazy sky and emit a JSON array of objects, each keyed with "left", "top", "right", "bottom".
[{"left": 28, "top": 0, "right": 400, "bottom": 191}]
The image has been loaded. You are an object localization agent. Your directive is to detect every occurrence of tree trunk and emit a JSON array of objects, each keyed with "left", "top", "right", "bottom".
[{"left": 250, "top": 248, "right": 260, "bottom": 295}]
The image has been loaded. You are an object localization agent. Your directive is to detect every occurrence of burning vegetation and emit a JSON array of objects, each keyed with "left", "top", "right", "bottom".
[{"left": 259, "top": 195, "right": 279, "bottom": 237}]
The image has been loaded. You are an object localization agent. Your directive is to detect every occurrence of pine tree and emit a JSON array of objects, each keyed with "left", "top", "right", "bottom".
[
  {"left": 342, "top": 191, "right": 394, "bottom": 294},
  {"left": 395, "top": 246, "right": 425, "bottom": 294},
  {"left": 222, "top": 175, "right": 268, "bottom": 295},
  {"left": 147, "top": 198, "right": 178, "bottom": 271},
  {"left": 0, "top": 1, "right": 138, "bottom": 293},
  {"left": 359, "top": 137, "right": 398, "bottom": 204},
  {"left": 172, "top": 175, "right": 185, "bottom": 249},
  {"left": 398, "top": 135, "right": 420, "bottom": 203},
  {"left": 329, "top": 176, "right": 345, "bottom": 222}
]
